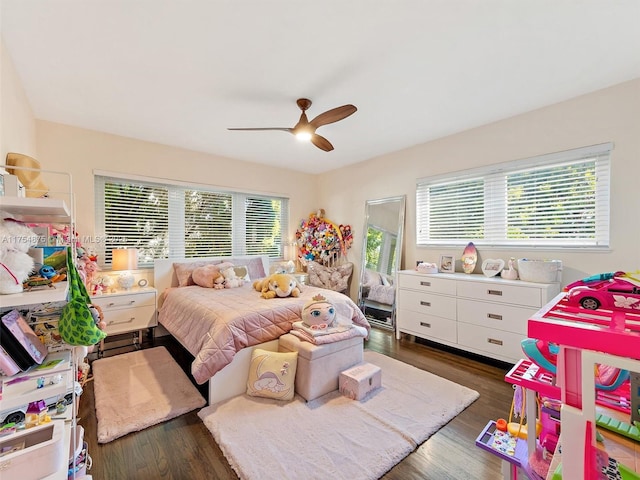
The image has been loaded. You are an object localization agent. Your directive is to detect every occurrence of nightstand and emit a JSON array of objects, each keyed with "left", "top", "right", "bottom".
[{"left": 91, "top": 287, "right": 157, "bottom": 356}]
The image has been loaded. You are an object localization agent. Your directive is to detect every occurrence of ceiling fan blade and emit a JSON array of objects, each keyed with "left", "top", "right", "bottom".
[
  {"left": 309, "top": 104, "right": 357, "bottom": 128},
  {"left": 227, "top": 127, "right": 293, "bottom": 132},
  {"left": 310, "top": 134, "right": 334, "bottom": 152}
]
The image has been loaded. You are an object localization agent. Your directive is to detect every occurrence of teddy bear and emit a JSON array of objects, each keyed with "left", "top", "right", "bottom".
[
  {"left": 0, "top": 218, "right": 37, "bottom": 294},
  {"left": 221, "top": 266, "right": 244, "bottom": 288},
  {"left": 253, "top": 273, "right": 301, "bottom": 299}
]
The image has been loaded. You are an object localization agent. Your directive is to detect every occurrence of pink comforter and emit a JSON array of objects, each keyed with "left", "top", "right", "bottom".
[{"left": 158, "top": 284, "right": 370, "bottom": 384}]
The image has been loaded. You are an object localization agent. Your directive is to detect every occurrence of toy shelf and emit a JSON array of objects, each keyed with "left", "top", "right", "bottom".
[
  {"left": 0, "top": 350, "right": 72, "bottom": 413},
  {"left": 1, "top": 281, "right": 69, "bottom": 309}
]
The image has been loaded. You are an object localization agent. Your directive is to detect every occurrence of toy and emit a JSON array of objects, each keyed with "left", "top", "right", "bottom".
[
  {"left": 502, "top": 257, "right": 519, "bottom": 280},
  {"left": 253, "top": 273, "right": 301, "bottom": 299},
  {"left": 301, "top": 294, "right": 336, "bottom": 329},
  {"left": 0, "top": 218, "right": 37, "bottom": 294},
  {"left": 221, "top": 266, "right": 244, "bottom": 288},
  {"left": 562, "top": 276, "right": 640, "bottom": 312}
]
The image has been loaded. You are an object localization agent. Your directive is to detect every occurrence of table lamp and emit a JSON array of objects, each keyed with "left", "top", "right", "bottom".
[{"left": 112, "top": 248, "right": 138, "bottom": 290}]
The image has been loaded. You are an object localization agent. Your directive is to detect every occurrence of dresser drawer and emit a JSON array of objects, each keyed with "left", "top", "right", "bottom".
[
  {"left": 398, "top": 273, "right": 456, "bottom": 295},
  {"left": 456, "top": 281, "right": 542, "bottom": 308},
  {"left": 457, "top": 323, "right": 524, "bottom": 363},
  {"left": 397, "top": 289, "right": 456, "bottom": 320},
  {"left": 457, "top": 299, "right": 534, "bottom": 335},
  {"left": 397, "top": 309, "right": 457, "bottom": 344},
  {"left": 92, "top": 291, "right": 156, "bottom": 312},
  {"left": 103, "top": 304, "right": 157, "bottom": 335}
]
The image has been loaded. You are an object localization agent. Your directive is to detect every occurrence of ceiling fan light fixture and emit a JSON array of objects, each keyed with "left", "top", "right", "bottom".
[{"left": 295, "top": 131, "right": 312, "bottom": 142}]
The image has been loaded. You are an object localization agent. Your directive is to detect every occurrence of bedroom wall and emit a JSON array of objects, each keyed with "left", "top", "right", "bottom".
[
  {"left": 0, "top": 39, "right": 38, "bottom": 161},
  {"left": 319, "top": 78, "right": 640, "bottom": 296}
]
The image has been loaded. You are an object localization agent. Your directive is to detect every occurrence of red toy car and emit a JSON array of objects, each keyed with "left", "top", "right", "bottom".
[{"left": 562, "top": 277, "right": 640, "bottom": 312}]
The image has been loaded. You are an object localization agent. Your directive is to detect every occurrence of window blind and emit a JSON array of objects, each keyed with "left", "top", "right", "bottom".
[
  {"left": 95, "top": 175, "right": 288, "bottom": 267},
  {"left": 416, "top": 143, "right": 612, "bottom": 248}
]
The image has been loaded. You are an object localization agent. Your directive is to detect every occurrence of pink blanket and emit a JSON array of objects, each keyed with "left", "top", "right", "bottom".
[{"left": 158, "top": 284, "right": 370, "bottom": 384}]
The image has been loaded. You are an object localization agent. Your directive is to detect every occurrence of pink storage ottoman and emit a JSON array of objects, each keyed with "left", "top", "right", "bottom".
[
  {"left": 278, "top": 333, "right": 364, "bottom": 402},
  {"left": 339, "top": 362, "right": 382, "bottom": 400}
]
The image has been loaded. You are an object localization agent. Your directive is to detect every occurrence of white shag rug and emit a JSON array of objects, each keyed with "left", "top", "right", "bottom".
[
  {"left": 93, "top": 346, "right": 206, "bottom": 443},
  {"left": 198, "top": 350, "right": 479, "bottom": 480}
]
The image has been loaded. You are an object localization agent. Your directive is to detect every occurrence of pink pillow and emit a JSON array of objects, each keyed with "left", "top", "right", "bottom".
[{"left": 192, "top": 265, "right": 223, "bottom": 288}]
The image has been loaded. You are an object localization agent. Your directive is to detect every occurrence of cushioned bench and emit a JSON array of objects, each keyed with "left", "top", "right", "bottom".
[{"left": 278, "top": 333, "right": 364, "bottom": 402}]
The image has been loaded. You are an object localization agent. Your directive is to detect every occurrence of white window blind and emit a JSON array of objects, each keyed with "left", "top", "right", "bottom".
[
  {"left": 416, "top": 143, "right": 612, "bottom": 248},
  {"left": 95, "top": 175, "right": 289, "bottom": 267}
]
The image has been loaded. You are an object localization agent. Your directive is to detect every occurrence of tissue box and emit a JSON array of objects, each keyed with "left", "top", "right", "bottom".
[{"left": 339, "top": 362, "right": 382, "bottom": 400}]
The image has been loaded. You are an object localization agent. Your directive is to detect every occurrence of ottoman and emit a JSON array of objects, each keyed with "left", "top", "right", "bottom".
[{"left": 278, "top": 333, "right": 364, "bottom": 401}]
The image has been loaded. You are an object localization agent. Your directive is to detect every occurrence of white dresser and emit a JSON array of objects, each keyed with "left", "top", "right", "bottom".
[{"left": 396, "top": 271, "right": 561, "bottom": 363}]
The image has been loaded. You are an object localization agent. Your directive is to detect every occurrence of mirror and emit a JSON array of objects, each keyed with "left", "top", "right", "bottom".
[{"left": 358, "top": 195, "right": 406, "bottom": 330}]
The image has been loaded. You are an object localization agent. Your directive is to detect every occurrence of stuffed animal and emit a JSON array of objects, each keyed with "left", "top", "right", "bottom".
[
  {"left": 222, "top": 266, "right": 244, "bottom": 288},
  {"left": 0, "top": 219, "right": 37, "bottom": 294},
  {"left": 253, "top": 273, "right": 301, "bottom": 299},
  {"left": 192, "top": 264, "right": 225, "bottom": 289},
  {"left": 302, "top": 294, "right": 337, "bottom": 329}
]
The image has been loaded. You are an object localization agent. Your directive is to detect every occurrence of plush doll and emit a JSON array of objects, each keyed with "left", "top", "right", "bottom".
[
  {"left": 222, "top": 266, "right": 244, "bottom": 288},
  {"left": 302, "top": 294, "right": 337, "bottom": 329},
  {"left": 0, "top": 219, "right": 37, "bottom": 294},
  {"left": 253, "top": 273, "right": 301, "bottom": 299}
]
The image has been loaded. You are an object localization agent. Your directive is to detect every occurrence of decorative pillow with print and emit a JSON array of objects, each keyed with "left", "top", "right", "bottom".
[{"left": 246, "top": 349, "right": 298, "bottom": 401}]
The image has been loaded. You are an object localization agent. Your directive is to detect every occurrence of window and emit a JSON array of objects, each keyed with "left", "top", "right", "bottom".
[
  {"left": 416, "top": 143, "right": 612, "bottom": 249},
  {"left": 95, "top": 173, "right": 289, "bottom": 267}
]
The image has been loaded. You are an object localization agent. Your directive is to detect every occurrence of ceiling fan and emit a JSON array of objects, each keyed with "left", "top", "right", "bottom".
[{"left": 228, "top": 98, "right": 357, "bottom": 152}]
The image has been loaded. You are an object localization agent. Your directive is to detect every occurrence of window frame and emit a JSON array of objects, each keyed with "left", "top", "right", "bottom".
[
  {"left": 94, "top": 171, "right": 289, "bottom": 268},
  {"left": 416, "top": 143, "right": 612, "bottom": 251}
]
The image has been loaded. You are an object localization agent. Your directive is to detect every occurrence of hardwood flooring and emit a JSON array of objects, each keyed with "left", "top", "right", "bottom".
[{"left": 78, "top": 328, "right": 514, "bottom": 479}]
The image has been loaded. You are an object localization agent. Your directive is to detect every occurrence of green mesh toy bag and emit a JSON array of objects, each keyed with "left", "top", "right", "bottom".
[{"left": 59, "top": 248, "right": 107, "bottom": 346}]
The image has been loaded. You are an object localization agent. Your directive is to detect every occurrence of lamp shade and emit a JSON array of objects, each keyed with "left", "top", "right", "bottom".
[{"left": 111, "top": 248, "right": 138, "bottom": 271}]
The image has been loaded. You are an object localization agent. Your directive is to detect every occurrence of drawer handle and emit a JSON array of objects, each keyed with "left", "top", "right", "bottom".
[
  {"left": 487, "top": 338, "right": 503, "bottom": 346},
  {"left": 105, "top": 300, "right": 136, "bottom": 307},
  {"left": 420, "top": 301, "right": 431, "bottom": 307},
  {"left": 420, "top": 321, "right": 431, "bottom": 328},
  {"left": 419, "top": 281, "right": 431, "bottom": 287},
  {"left": 107, "top": 318, "right": 135, "bottom": 326},
  {"left": 487, "top": 313, "right": 503, "bottom": 320},
  {"left": 487, "top": 289, "right": 503, "bottom": 296}
]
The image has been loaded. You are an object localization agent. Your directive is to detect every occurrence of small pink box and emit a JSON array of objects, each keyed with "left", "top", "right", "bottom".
[{"left": 339, "top": 362, "right": 381, "bottom": 400}]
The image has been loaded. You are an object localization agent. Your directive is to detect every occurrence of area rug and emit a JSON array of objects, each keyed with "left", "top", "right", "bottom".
[
  {"left": 198, "top": 350, "right": 479, "bottom": 480},
  {"left": 92, "top": 346, "right": 206, "bottom": 443}
]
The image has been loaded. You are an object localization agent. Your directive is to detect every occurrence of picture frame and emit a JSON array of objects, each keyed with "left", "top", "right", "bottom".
[{"left": 439, "top": 255, "right": 454, "bottom": 273}]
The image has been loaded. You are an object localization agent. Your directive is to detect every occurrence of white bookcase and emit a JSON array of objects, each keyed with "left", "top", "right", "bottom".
[{"left": 0, "top": 171, "right": 83, "bottom": 479}]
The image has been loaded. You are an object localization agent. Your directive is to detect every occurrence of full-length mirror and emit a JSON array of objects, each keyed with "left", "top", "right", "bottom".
[{"left": 358, "top": 195, "right": 406, "bottom": 330}]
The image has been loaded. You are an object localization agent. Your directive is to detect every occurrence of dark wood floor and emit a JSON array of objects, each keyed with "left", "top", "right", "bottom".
[{"left": 78, "top": 328, "right": 514, "bottom": 479}]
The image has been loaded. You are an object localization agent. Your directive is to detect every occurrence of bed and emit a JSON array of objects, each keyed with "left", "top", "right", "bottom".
[{"left": 154, "top": 255, "right": 370, "bottom": 404}]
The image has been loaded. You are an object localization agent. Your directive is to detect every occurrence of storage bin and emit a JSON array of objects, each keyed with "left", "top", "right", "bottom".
[
  {"left": 278, "top": 333, "right": 363, "bottom": 401},
  {"left": 339, "top": 362, "right": 382, "bottom": 400},
  {"left": 517, "top": 259, "right": 562, "bottom": 283},
  {"left": 0, "top": 421, "right": 65, "bottom": 479}
]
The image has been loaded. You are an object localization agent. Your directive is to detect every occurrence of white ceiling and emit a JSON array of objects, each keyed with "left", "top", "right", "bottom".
[{"left": 2, "top": 1, "right": 639, "bottom": 174}]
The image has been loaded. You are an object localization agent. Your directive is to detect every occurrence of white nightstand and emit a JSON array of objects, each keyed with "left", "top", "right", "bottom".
[{"left": 91, "top": 287, "right": 157, "bottom": 356}]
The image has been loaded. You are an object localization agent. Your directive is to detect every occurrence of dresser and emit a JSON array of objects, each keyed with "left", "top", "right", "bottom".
[
  {"left": 396, "top": 271, "right": 561, "bottom": 363},
  {"left": 91, "top": 287, "right": 157, "bottom": 355}
]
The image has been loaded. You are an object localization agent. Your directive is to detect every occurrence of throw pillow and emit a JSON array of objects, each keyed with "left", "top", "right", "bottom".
[
  {"left": 246, "top": 348, "right": 298, "bottom": 401},
  {"left": 192, "top": 264, "right": 224, "bottom": 288},
  {"left": 307, "top": 261, "right": 354, "bottom": 293}
]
